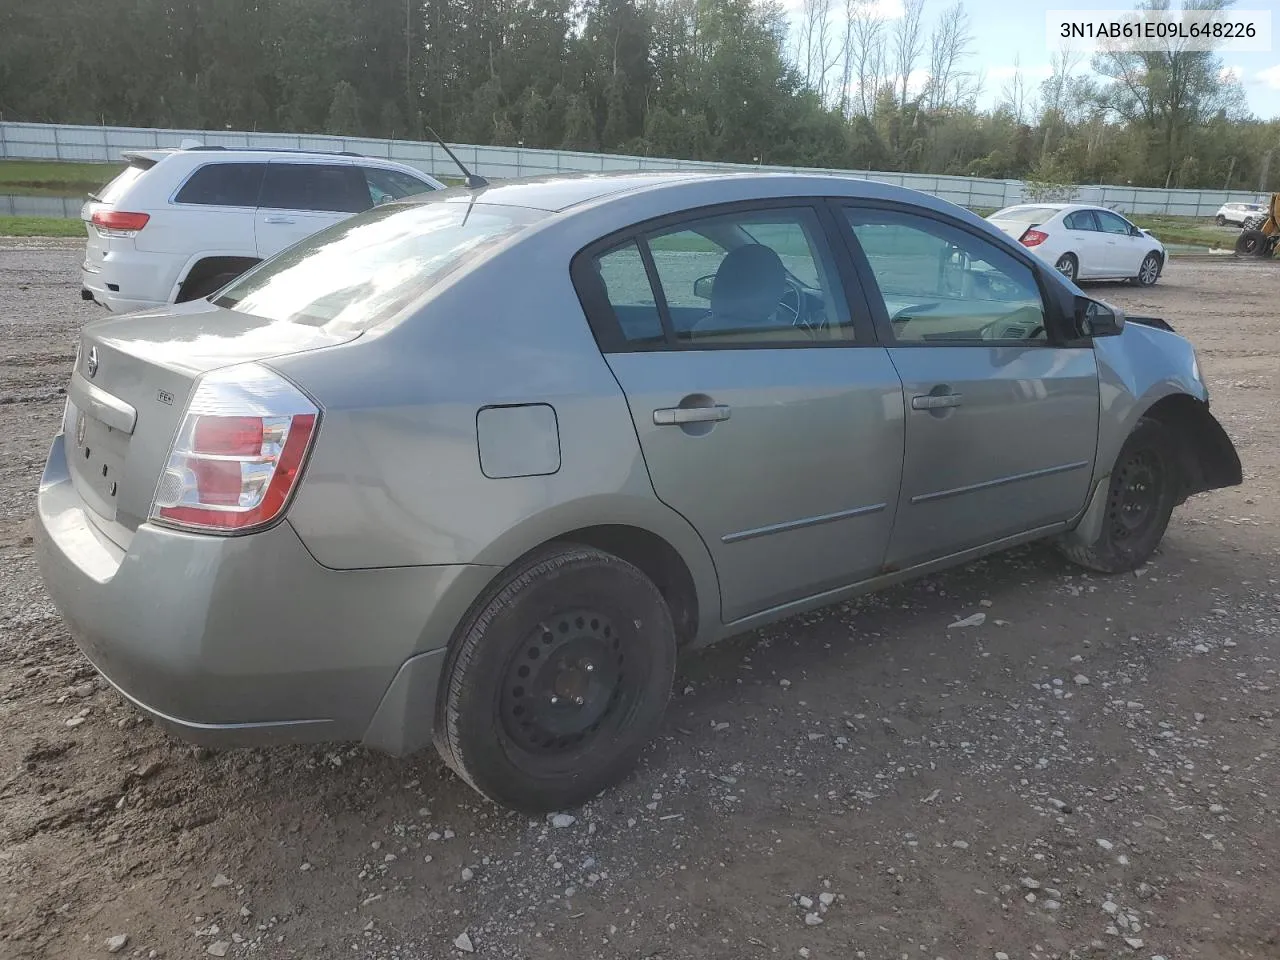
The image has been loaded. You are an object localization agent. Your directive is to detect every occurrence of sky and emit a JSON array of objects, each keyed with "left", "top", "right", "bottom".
[{"left": 782, "top": 0, "right": 1280, "bottom": 120}]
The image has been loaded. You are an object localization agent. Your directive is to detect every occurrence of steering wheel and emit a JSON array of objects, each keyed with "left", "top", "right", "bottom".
[
  {"left": 778, "top": 277, "right": 829, "bottom": 338},
  {"left": 980, "top": 305, "right": 1046, "bottom": 341}
]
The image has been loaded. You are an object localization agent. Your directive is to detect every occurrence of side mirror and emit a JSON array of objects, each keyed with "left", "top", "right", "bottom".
[
  {"left": 693, "top": 275, "right": 715, "bottom": 300},
  {"left": 1077, "top": 296, "right": 1126, "bottom": 337}
]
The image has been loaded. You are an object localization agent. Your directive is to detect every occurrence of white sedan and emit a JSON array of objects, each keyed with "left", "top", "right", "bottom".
[{"left": 987, "top": 203, "right": 1166, "bottom": 286}]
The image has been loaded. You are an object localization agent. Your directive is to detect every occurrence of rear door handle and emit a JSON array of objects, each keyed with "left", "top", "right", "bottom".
[
  {"left": 263, "top": 215, "right": 296, "bottom": 224},
  {"left": 911, "top": 393, "right": 963, "bottom": 410},
  {"left": 653, "top": 404, "right": 731, "bottom": 425}
]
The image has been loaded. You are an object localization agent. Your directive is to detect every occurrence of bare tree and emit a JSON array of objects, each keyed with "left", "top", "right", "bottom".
[
  {"left": 1038, "top": 43, "right": 1085, "bottom": 163},
  {"left": 893, "top": 0, "right": 926, "bottom": 111},
  {"left": 998, "top": 54, "right": 1030, "bottom": 123},
  {"left": 842, "top": 0, "right": 887, "bottom": 118},
  {"left": 923, "top": 1, "right": 976, "bottom": 111},
  {"left": 797, "top": 0, "right": 841, "bottom": 102}
]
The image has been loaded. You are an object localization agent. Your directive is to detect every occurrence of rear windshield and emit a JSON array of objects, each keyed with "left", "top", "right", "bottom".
[
  {"left": 95, "top": 163, "right": 148, "bottom": 203},
  {"left": 214, "top": 199, "right": 545, "bottom": 331},
  {"left": 990, "top": 206, "right": 1058, "bottom": 223}
]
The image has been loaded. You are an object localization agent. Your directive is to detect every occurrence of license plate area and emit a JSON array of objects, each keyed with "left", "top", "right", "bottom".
[{"left": 69, "top": 411, "right": 129, "bottom": 522}]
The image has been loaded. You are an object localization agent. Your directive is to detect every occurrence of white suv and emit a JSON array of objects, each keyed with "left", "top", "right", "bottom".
[
  {"left": 1214, "top": 201, "right": 1265, "bottom": 227},
  {"left": 80, "top": 146, "right": 446, "bottom": 312}
]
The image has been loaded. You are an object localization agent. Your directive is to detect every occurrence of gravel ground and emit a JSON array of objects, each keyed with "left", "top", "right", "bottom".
[{"left": 2, "top": 243, "right": 1279, "bottom": 960}]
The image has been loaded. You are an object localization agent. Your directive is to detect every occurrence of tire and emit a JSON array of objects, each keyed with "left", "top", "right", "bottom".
[
  {"left": 1215, "top": 214, "right": 1226, "bottom": 226},
  {"left": 1235, "top": 229, "right": 1269, "bottom": 258},
  {"left": 1134, "top": 252, "right": 1161, "bottom": 286},
  {"left": 1054, "top": 253, "right": 1078, "bottom": 282},
  {"left": 1056, "top": 417, "right": 1180, "bottom": 574},
  {"left": 178, "top": 271, "right": 240, "bottom": 303},
  {"left": 434, "top": 544, "right": 677, "bottom": 813}
]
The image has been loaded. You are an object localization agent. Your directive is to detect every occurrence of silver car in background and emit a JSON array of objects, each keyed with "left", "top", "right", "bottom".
[{"left": 36, "top": 173, "right": 1242, "bottom": 812}]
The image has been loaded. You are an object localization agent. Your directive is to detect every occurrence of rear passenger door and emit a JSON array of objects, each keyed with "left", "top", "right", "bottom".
[
  {"left": 576, "top": 203, "right": 905, "bottom": 624},
  {"left": 254, "top": 161, "right": 372, "bottom": 259},
  {"left": 1062, "top": 210, "right": 1103, "bottom": 278}
]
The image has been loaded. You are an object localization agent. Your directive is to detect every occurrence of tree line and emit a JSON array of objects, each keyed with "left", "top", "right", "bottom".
[{"left": 1, "top": 0, "right": 1277, "bottom": 191}]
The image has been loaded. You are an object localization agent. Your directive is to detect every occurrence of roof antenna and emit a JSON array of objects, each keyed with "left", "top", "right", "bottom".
[{"left": 423, "top": 122, "right": 489, "bottom": 189}]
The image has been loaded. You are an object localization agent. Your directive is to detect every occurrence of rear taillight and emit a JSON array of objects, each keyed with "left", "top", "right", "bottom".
[
  {"left": 91, "top": 210, "right": 150, "bottom": 237},
  {"left": 150, "top": 364, "right": 319, "bottom": 534},
  {"left": 1019, "top": 228, "right": 1049, "bottom": 247}
]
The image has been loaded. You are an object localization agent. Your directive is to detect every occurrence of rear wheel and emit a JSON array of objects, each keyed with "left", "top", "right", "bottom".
[
  {"left": 1215, "top": 214, "right": 1226, "bottom": 226},
  {"left": 1134, "top": 252, "right": 1161, "bottom": 286},
  {"left": 434, "top": 544, "right": 677, "bottom": 812},
  {"left": 1056, "top": 417, "right": 1179, "bottom": 574},
  {"left": 1054, "top": 253, "right": 1078, "bottom": 282}
]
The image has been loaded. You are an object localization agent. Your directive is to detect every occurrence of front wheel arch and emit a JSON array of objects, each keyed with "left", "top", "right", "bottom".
[
  {"left": 1140, "top": 393, "right": 1242, "bottom": 501},
  {"left": 1059, "top": 394, "right": 1243, "bottom": 564}
]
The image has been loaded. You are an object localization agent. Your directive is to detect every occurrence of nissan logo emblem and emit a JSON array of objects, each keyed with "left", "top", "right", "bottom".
[{"left": 86, "top": 346, "right": 99, "bottom": 379}]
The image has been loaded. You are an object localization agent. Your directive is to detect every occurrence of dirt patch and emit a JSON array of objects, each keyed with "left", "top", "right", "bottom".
[{"left": 1, "top": 251, "right": 1278, "bottom": 960}]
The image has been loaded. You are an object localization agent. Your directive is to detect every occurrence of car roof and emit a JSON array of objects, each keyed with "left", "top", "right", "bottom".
[
  {"left": 123, "top": 147, "right": 417, "bottom": 166},
  {"left": 420, "top": 170, "right": 998, "bottom": 216}
]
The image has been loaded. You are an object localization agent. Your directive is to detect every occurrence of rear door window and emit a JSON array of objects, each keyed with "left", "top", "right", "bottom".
[
  {"left": 1064, "top": 211, "right": 1099, "bottom": 231},
  {"left": 173, "top": 162, "right": 266, "bottom": 207},
  {"left": 260, "top": 163, "right": 371, "bottom": 214}
]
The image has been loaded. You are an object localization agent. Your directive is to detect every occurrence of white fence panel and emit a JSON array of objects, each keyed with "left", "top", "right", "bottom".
[{"left": 1, "top": 120, "right": 1270, "bottom": 217}]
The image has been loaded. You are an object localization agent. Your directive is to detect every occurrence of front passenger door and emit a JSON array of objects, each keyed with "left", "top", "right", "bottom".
[
  {"left": 840, "top": 206, "right": 1100, "bottom": 569},
  {"left": 254, "top": 161, "right": 372, "bottom": 259},
  {"left": 1094, "top": 210, "right": 1144, "bottom": 277}
]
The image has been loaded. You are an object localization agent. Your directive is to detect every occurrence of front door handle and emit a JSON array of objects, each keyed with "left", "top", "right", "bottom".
[
  {"left": 911, "top": 393, "right": 963, "bottom": 410},
  {"left": 653, "top": 404, "right": 731, "bottom": 426},
  {"left": 263, "top": 215, "right": 296, "bottom": 224}
]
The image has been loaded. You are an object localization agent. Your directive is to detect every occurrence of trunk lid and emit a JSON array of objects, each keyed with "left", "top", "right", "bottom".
[
  {"left": 65, "top": 299, "right": 358, "bottom": 547},
  {"left": 989, "top": 219, "right": 1038, "bottom": 239}
]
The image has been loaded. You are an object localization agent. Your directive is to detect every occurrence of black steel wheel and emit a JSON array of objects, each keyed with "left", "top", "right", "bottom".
[
  {"left": 1056, "top": 417, "right": 1180, "bottom": 573},
  {"left": 500, "top": 609, "right": 632, "bottom": 756},
  {"left": 1108, "top": 448, "right": 1163, "bottom": 545},
  {"left": 435, "top": 544, "right": 676, "bottom": 812}
]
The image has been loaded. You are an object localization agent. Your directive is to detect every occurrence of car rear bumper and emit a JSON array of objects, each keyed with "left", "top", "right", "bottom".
[
  {"left": 80, "top": 242, "right": 176, "bottom": 313},
  {"left": 34, "top": 431, "right": 496, "bottom": 754}
]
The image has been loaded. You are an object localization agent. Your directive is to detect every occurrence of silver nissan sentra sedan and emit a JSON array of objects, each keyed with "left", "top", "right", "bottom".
[{"left": 35, "top": 172, "right": 1241, "bottom": 812}]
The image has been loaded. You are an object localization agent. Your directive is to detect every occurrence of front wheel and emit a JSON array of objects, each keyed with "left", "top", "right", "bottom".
[
  {"left": 1056, "top": 417, "right": 1179, "bottom": 574},
  {"left": 1054, "top": 253, "right": 1078, "bottom": 282},
  {"left": 1134, "top": 252, "right": 1161, "bottom": 286},
  {"left": 434, "top": 544, "right": 677, "bottom": 812}
]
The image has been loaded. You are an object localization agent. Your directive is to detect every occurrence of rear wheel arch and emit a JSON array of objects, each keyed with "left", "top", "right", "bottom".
[
  {"left": 467, "top": 522, "right": 706, "bottom": 650},
  {"left": 176, "top": 256, "right": 260, "bottom": 302}
]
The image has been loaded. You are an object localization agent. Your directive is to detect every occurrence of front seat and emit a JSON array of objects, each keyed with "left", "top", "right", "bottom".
[{"left": 692, "top": 243, "right": 787, "bottom": 337}]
